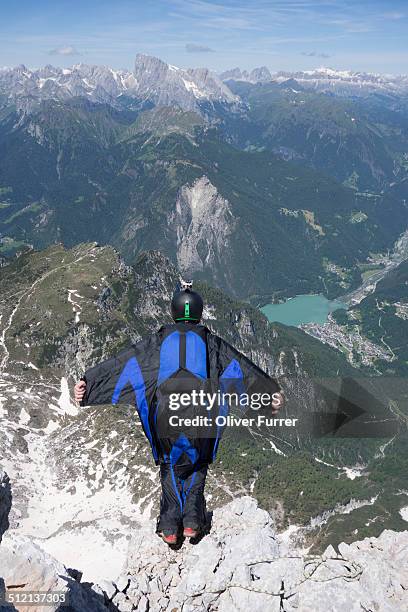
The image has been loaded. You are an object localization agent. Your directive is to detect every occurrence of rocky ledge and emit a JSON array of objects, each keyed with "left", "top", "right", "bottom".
[{"left": 0, "top": 473, "right": 407, "bottom": 612}]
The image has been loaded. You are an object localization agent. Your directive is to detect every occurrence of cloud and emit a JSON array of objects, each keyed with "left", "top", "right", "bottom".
[
  {"left": 185, "top": 43, "right": 215, "bottom": 53},
  {"left": 382, "top": 12, "right": 405, "bottom": 21},
  {"left": 48, "top": 45, "right": 81, "bottom": 56},
  {"left": 302, "top": 51, "right": 331, "bottom": 58}
]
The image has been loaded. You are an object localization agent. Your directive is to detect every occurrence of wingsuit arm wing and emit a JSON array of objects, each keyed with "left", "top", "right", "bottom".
[
  {"left": 79, "top": 346, "right": 135, "bottom": 407},
  {"left": 209, "top": 334, "right": 281, "bottom": 397},
  {"left": 207, "top": 333, "right": 281, "bottom": 462},
  {"left": 79, "top": 336, "right": 160, "bottom": 462}
]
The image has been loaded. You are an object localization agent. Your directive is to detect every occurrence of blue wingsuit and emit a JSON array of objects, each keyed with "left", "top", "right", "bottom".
[{"left": 80, "top": 321, "right": 280, "bottom": 534}]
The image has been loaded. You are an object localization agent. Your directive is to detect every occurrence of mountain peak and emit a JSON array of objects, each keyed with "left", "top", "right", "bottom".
[{"left": 134, "top": 52, "right": 168, "bottom": 71}]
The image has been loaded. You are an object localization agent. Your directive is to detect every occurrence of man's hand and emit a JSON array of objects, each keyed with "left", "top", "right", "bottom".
[
  {"left": 271, "top": 391, "right": 285, "bottom": 415},
  {"left": 74, "top": 380, "right": 86, "bottom": 405}
]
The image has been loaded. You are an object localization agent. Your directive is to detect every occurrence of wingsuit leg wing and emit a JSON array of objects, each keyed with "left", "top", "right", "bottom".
[{"left": 157, "top": 463, "right": 208, "bottom": 535}]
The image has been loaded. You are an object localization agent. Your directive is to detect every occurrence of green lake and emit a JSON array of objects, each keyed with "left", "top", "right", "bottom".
[{"left": 261, "top": 294, "right": 348, "bottom": 326}]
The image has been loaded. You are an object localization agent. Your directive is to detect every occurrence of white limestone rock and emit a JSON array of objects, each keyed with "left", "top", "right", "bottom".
[{"left": 120, "top": 496, "right": 408, "bottom": 612}]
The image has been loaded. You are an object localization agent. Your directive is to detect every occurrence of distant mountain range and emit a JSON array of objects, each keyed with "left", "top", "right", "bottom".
[
  {"left": 2, "top": 56, "right": 408, "bottom": 112},
  {"left": 1, "top": 53, "right": 408, "bottom": 300},
  {"left": 222, "top": 66, "right": 408, "bottom": 97}
]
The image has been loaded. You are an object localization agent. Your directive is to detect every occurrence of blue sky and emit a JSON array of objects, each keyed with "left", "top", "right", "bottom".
[{"left": 1, "top": 0, "right": 407, "bottom": 74}]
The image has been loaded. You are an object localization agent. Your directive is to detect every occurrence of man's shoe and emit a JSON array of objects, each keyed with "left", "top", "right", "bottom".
[
  {"left": 183, "top": 527, "right": 199, "bottom": 538},
  {"left": 159, "top": 532, "right": 178, "bottom": 545}
]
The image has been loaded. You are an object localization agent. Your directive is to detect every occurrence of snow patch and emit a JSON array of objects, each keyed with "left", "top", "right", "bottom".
[
  {"left": 343, "top": 467, "right": 363, "bottom": 480},
  {"left": 19, "top": 407, "right": 30, "bottom": 425},
  {"left": 315, "top": 457, "right": 363, "bottom": 479},
  {"left": 202, "top": 305, "right": 216, "bottom": 320},
  {"left": 84, "top": 439, "right": 99, "bottom": 450},
  {"left": 400, "top": 506, "right": 408, "bottom": 522},
  {"left": 181, "top": 78, "right": 206, "bottom": 99},
  {"left": 58, "top": 377, "right": 78, "bottom": 416},
  {"left": 269, "top": 440, "right": 286, "bottom": 456},
  {"left": 67, "top": 289, "right": 83, "bottom": 324},
  {"left": 43, "top": 420, "right": 60, "bottom": 434}
]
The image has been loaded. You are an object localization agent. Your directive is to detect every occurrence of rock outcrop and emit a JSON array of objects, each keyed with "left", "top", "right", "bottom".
[
  {"left": 0, "top": 470, "right": 11, "bottom": 543},
  {"left": 0, "top": 470, "right": 110, "bottom": 611},
  {"left": 0, "top": 534, "right": 110, "bottom": 612},
  {"left": 104, "top": 497, "right": 408, "bottom": 612},
  {"left": 172, "top": 176, "right": 236, "bottom": 280},
  {"left": 1, "top": 485, "right": 407, "bottom": 612}
]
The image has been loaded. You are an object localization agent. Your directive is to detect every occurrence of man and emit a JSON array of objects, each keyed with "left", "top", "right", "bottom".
[{"left": 74, "top": 283, "right": 283, "bottom": 545}]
